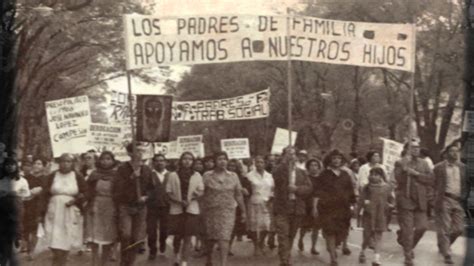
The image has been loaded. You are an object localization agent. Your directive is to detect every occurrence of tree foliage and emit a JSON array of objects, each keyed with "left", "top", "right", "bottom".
[
  {"left": 13, "top": 0, "right": 156, "bottom": 158},
  {"left": 173, "top": 0, "right": 465, "bottom": 159}
]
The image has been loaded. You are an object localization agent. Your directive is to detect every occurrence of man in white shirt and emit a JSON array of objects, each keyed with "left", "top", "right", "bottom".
[{"left": 146, "top": 154, "right": 170, "bottom": 260}]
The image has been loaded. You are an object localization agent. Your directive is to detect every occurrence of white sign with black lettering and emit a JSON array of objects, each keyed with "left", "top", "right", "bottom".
[
  {"left": 124, "top": 14, "right": 415, "bottom": 72},
  {"left": 45, "top": 95, "right": 91, "bottom": 157},
  {"left": 172, "top": 89, "right": 269, "bottom": 121},
  {"left": 380, "top": 138, "right": 404, "bottom": 175},
  {"left": 177, "top": 135, "right": 204, "bottom": 158},
  {"left": 88, "top": 123, "right": 126, "bottom": 153},
  {"left": 221, "top": 138, "right": 250, "bottom": 159}
]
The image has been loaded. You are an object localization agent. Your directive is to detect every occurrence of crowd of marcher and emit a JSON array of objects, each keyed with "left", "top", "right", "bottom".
[{"left": 0, "top": 138, "right": 469, "bottom": 266}]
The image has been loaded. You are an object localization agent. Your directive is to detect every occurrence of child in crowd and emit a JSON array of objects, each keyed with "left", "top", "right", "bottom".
[{"left": 358, "top": 167, "right": 393, "bottom": 266}]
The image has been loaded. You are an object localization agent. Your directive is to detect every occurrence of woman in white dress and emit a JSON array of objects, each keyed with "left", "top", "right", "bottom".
[
  {"left": 42, "top": 153, "right": 87, "bottom": 266},
  {"left": 246, "top": 155, "right": 274, "bottom": 256}
]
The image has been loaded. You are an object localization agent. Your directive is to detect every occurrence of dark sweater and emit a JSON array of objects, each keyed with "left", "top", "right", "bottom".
[{"left": 113, "top": 162, "right": 154, "bottom": 206}]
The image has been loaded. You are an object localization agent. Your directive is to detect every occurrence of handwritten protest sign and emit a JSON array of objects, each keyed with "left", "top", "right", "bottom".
[
  {"left": 172, "top": 89, "right": 269, "bottom": 121},
  {"left": 380, "top": 138, "right": 404, "bottom": 175},
  {"left": 271, "top": 128, "right": 297, "bottom": 154},
  {"left": 124, "top": 14, "right": 415, "bottom": 72},
  {"left": 88, "top": 123, "right": 126, "bottom": 152},
  {"left": 177, "top": 135, "right": 205, "bottom": 157},
  {"left": 221, "top": 138, "right": 250, "bottom": 159},
  {"left": 45, "top": 96, "right": 91, "bottom": 157}
]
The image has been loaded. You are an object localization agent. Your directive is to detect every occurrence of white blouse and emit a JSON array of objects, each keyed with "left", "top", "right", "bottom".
[
  {"left": 0, "top": 176, "right": 31, "bottom": 199},
  {"left": 247, "top": 169, "right": 274, "bottom": 204}
]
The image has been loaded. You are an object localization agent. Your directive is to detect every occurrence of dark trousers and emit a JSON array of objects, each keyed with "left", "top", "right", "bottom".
[
  {"left": 118, "top": 205, "right": 147, "bottom": 266},
  {"left": 274, "top": 214, "right": 302, "bottom": 265},
  {"left": 146, "top": 206, "right": 169, "bottom": 255}
]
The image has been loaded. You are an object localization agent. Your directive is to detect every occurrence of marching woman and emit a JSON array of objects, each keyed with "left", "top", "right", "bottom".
[
  {"left": 0, "top": 157, "right": 31, "bottom": 265},
  {"left": 42, "top": 153, "right": 87, "bottom": 266},
  {"left": 227, "top": 159, "right": 251, "bottom": 256},
  {"left": 23, "top": 158, "right": 47, "bottom": 261},
  {"left": 84, "top": 151, "right": 118, "bottom": 266},
  {"left": 313, "top": 150, "right": 356, "bottom": 266},
  {"left": 201, "top": 151, "right": 247, "bottom": 266},
  {"left": 297, "top": 159, "right": 323, "bottom": 255},
  {"left": 166, "top": 152, "right": 204, "bottom": 266},
  {"left": 246, "top": 155, "right": 274, "bottom": 256},
  {"left": 193, "top": 158, "right": 207, "bottom": 255}
]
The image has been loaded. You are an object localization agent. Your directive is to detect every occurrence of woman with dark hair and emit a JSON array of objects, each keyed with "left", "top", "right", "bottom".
[
  {"left": 166, "top": 152, "right": 204, "bottom": 266},
  {"left": 203, "top": 155, "right": 215, "bottom": 172},
  {"left": 80, "top": 150, "right": 97, "bottom": 181},
  {"left": 358, "top": 151, "right": 386, "bottom": 189},
  {"left": 193, "top": 157, "right": 207, "bottom": 255},
  {"left": 23, "top": 157, "right": 47, "bottom": 260},
  {"left": 313, "top": 150, "right": 356, "bottom": 266},
  {"left": 85, "top": 151, "right": 118, "bottom": 266},
  {"left": 0, "top": 157, "right": 30, "bottom": 265},
  {"left": 42, "top": 153, "right": 87, "bottom": 266},
  {"left": 201, "top": 151, "right": 247, "bottom": 266},
  {"left": 298, "top": 158, "right": 323, "bottom": 255},
  {"left": 227, "top": 159, "right": 251, "bottom": 256},
  {"left": 193, "top": 158, "right": 205, "bottom": 175}
]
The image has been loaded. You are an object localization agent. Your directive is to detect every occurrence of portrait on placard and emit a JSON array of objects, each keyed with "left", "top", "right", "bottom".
[{"left": 136, "top": 95, "right": 173, "bottom": 142}]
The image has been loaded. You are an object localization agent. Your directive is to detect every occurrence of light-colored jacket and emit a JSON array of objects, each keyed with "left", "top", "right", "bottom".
[{"left": 166, "top": 171, "right": 204, "bottom": 215}]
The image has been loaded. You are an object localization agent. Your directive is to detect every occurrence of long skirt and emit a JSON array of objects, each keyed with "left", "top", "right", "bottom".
[
  {"left": 44, "top": 195, "right": 83, "bottom": 251},
  {"left": 85, "top": 196, "right": 117, "bottom": 245},
  {"left": 248, "top": 201, "right": 272, "bottom": 232}
]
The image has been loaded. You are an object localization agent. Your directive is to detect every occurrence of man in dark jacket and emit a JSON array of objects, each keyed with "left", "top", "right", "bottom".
[
  {"left": 113, "top": 143, "right": 154, "bottom": 266},
  {"left": 146, "top": 154, "right": 170, "bottom": 260},
  {"left": 434, "top": 144, "right": 469, "bottom": 264},
  {"left": 273, "top": 147, "right": 313, "bottom": 266},
  {"left": 394, "top": 140, "right": 433, "bottom": 266}
]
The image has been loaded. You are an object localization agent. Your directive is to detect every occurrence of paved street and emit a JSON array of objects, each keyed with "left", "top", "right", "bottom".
[{"left": 16, "top": 220, "right": 468, "bottom": 265}]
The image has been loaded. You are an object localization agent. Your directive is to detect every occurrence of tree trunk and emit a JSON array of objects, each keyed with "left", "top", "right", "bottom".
[{"left": 0, "top": 1, "right": 18, "bottom": 154}]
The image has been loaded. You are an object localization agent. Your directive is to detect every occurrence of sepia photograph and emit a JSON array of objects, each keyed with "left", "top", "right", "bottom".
[{"left": 0, "top": 0, "right": 473, "bottom": 265}]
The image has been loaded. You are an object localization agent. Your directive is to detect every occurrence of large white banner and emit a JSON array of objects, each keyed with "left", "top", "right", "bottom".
[
  {"left": 107, "top": 89, "right": 270, "bottom": 122},
  {"left": 124, "top": 14, "right": 415, "bottom": 72},
  {"left": 271, "top": 128, "right": 297, "bottom": 154},
  {"left": 172, "top": 89, "right": 269, "bottom": 121},
  {"left": 221, "top": 138, "right": 250, "bottom": 159},
  {"left": 45, "top": 96, "right": 91, "bottom": 157},
  {"left": 380, "top": 138, "right": 404, "bottom": 175}
]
